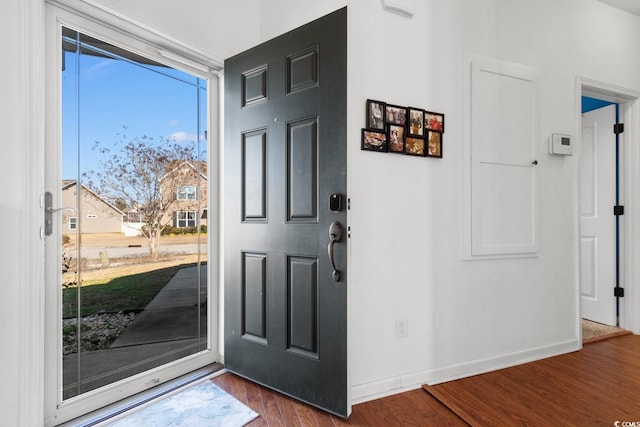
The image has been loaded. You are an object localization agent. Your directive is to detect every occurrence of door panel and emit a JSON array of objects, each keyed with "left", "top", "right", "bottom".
[
  {"left": 224, "top": 8, "right": 348, "bottom": 417},
  {"left": 287, "top": 118, "right": 318, "bottom": 222},
  {"left": 580, "top": 104, "right": 616, "bottom": 325},
  {"left": 242, "top": 130, "right": 268, "bottom": 221},
  {"left": 469, "top": 60, "right": 539, "bottom": 257}
]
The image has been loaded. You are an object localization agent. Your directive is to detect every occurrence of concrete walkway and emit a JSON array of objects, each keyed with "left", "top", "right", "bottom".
[
  {"left": 111, "top": 265, "right": 208, "bottom": 347},
  {"left": 63, "top": 265, "right": 208, "bottom": 399}
]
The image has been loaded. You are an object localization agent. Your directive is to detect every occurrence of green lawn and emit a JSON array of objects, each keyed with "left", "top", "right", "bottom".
[{"left": 62, "top": 264, "right": 193, "bottom": 318}]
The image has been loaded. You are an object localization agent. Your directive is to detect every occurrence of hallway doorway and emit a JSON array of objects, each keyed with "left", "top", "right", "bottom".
[
  {"left": 579, "top": 101, "right": 618, "bottom": 326},
  {"left": 577, "top": 80, "right": 640, "bottom": 335}
]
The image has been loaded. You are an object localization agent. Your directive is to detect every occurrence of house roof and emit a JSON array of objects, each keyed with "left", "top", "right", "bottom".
[
  {"left": 61, "top": 181, "right": 126, "bottom": 216},
  {"left": 160, "top": 161, "right": 208, "bottom": 182}
]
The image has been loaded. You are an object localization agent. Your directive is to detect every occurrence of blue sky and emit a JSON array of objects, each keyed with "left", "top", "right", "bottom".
[{"left": 62, "top": 46, "right": 207, "bottom": 180}]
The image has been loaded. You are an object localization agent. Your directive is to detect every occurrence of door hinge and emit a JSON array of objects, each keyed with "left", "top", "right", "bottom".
[
  {"left": 614, "top": 205, "right": 624, "bottom": 216},
  {"left": 614, "top": 287, "right": 625, "bottom": 298},
  {"left": 614, "top": 123, "right": 624, "bottom": 134}
]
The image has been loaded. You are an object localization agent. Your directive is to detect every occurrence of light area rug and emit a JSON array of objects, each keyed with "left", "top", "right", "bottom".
[{"left": 106, "top": 380, "right": 258, "bottom": 427}]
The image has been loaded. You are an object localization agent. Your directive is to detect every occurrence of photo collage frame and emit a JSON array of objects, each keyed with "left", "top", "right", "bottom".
[{"left": 362, "top": 99, "right": 444, "bottom": 158}]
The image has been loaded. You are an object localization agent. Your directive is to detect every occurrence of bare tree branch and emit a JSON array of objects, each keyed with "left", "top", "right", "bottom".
[{"left": 86, "top": 130, "right": 197, "bottom": 258}]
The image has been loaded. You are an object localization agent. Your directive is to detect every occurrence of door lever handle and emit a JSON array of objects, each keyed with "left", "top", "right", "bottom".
[
  {"left": 47, "top": 206, "right": 78, "bottom": 213},
  {"left": 327, "top": 221, "right": 343, "bottom": 282},
  {"left": 44, "top": 191, "right": 78, "bottom": 237}
]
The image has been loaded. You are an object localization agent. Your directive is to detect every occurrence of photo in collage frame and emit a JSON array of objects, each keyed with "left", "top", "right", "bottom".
[{"left": 362, "top": 99, "right": 444, "bottom": 158}]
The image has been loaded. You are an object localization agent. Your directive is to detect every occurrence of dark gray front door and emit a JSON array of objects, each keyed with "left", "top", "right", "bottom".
[{"left": 224, "top": 8, "right": 348, "bottom": 417}]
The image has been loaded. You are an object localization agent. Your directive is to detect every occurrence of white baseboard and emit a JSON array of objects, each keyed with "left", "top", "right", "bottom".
[{"left": 351, "top": 338, "right": 580, "bottom": 404}]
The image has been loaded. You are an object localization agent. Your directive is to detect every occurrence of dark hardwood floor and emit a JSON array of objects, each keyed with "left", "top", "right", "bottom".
[
  {"left": 211, "top": 371, "right": 466, "bottom": 426},
  {"left": 423, "top": 333, "right": 640, "bottom": 426},
  {"left": 212, "top": 334, "right": 640, "bottom": 426}
]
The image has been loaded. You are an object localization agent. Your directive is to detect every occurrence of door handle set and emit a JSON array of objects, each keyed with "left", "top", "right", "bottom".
[
  {"left": 44, "top": 191, "right": 78, "bottom": 237},
  {"left": 328, "top": 221, "right": 343, "bottom": 282}
]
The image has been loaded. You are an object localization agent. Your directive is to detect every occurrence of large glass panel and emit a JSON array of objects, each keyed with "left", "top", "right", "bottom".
[{"left": 61, "top": 27, "right": 208, "bottom": 400}]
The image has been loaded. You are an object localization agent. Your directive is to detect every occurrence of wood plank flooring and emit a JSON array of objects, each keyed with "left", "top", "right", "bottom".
[
  {"left": 212, "top": 334, "right": 640, "bottom": 426},
  {"left": 210, "top": 372, "right": 466, "bottom": 426},
  {"left": 424, "top": 334, "right": 640, "bottom": 426}
]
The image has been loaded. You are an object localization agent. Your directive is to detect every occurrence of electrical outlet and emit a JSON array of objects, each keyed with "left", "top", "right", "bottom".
[{"left": 395, "top": 317, "right": 408, "bottom": 338}]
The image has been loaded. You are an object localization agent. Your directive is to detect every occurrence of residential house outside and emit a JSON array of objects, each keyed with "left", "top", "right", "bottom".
[
  {"left": 61, "top": 161, "right": 208, "bottom": 237},
  {"left": 159, "top": 161, "right": 208, "bottom": 230},
  {"left": 61, "top": 180, "right": 124, "bottom": 234}
]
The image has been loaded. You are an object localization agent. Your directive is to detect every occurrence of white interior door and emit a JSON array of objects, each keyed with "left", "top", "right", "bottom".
[{"left": 580, "top": 104, "right": 617, "bottom": 325}]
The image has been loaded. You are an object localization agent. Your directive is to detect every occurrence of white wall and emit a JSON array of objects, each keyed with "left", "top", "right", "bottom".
[
  {"left": 257, "top": 0, "right": 346, "bottom": 41},
  {"left": 4, "top": 0, "right": 640, "bottom": 424},
  {"left": 342, "top": 0, "right": 640, "bottom": 401}
]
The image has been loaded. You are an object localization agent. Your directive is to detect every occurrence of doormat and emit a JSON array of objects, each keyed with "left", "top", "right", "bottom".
[{"left": 107, "top": 380, "right": 258, "bottom": 427}]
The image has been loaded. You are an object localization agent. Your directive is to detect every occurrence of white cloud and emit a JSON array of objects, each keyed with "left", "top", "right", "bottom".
[
  {"left": 168, "top": 119, "right": 180, "bottom": 126},
  {"left": 167, "top": 131, "right": 200, "bottom": 143}
]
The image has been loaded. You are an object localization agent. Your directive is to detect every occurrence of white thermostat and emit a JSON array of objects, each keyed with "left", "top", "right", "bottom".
[{"left": 548, "top": 133, "right": 572, "bottom": 156}]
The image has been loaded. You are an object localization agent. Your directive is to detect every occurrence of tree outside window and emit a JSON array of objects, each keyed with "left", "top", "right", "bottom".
[{"left": 88, "top": 134, "right": 198, "bottom": 259}]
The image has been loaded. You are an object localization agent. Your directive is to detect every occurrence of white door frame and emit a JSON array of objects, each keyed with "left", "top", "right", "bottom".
[
  {"left": 575, "top": 77, "right": 640, "bottom": 337},
  {"left": 17, "top": 0, "right": 47, "bottom": 425},
  {"left": 43, "top": 2, "right": 222, "bottom": 425}
]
